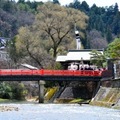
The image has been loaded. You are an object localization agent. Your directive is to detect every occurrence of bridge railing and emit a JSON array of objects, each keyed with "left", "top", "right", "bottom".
[
  {"left": 43, "top": 70, "right": 102, "bottom": 76},
  {"left": 0, "top": 69, "right": 41, "bottom": 75},
  {"left": 0, "top": 69, "right": 104, "bottom": 77}
]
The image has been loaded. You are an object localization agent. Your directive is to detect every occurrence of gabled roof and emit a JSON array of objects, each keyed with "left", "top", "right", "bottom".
[
  {"left": 56, "top": 55, "right": 66, "bottom": 62},
  {"left": 56, "top": 49, "right": 103, "bottom": 62},
  {"left": 21, "top": 64, "right": 38, "bottom": 70}
]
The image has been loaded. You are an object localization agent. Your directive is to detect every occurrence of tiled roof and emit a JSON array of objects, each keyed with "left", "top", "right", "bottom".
[{"left": 56, "top": 49, "right": 103, "bottom": 62}]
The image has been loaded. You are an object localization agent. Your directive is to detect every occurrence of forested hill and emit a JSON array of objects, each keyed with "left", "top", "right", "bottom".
[
  {"left": 68, "top": 0, "right": 120, "bottom": 44},
  {"left": 0, "top": 0, "right": 120, "bottom": 48}
]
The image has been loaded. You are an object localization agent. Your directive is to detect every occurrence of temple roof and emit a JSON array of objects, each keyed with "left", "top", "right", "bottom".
[{"left": 56, "top": 49, "right": 103, "bottom": 62}]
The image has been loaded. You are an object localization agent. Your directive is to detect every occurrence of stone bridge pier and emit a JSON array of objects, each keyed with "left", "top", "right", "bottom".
[{"left": 38, "top": 80, "right": 45, "bottom": 103}]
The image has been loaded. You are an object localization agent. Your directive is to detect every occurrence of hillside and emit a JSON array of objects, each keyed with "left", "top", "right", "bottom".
[{"left": 0, "top": 0, "right": 120, "bottom": 49}]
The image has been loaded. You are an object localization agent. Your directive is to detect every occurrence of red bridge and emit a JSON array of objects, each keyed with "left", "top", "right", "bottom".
[{"left": 0, "top": 69, "right": 112, "bottom": 81}]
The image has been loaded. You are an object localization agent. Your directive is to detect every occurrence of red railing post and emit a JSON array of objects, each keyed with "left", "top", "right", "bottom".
[{"left": 41, "top": 69, "right": 44, "bottom": 75}]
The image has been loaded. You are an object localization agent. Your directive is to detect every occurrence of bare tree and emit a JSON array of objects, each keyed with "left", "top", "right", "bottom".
[
  {"left": 15, "top": 27, "right": 54, "bottom": 68},
  {"left": 15, "top": 2, "right": 88, "bottom": 68},
  {"left": 87, "top": 29, "right": 108, "bottom": 49},
  {"left": 34, "top": 2, "right": 88, "bottom": 57}
]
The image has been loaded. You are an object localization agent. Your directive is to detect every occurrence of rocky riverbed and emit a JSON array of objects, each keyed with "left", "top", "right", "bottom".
[{"left": 0, "top": 106, "right": 19, "bottom": 112}]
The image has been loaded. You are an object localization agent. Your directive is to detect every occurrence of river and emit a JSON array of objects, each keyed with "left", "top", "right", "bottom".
[{"left": 0, "top": 103, "right": 120, "bottom": 120}]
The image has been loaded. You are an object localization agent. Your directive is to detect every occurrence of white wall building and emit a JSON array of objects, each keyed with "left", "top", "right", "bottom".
[{"left": 56, "top": 49, "right": 103, "bottom": 70}]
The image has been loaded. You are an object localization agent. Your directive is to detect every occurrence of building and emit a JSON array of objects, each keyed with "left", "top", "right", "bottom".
[
  {"left": 56, "top": 49, "right": 103, "bottom": 70},
  {"left": 0, "top": 37, "right": 10, "bottom": 62},
  {"left": 0, "top": 50, "right": 9, "bottom": 61}
]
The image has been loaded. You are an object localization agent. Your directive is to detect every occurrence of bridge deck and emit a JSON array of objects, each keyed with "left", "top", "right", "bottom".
[{"left": 0, "top": 69, "right": 112, "bottom": 81}]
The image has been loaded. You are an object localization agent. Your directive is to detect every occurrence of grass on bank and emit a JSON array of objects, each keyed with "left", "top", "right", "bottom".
[
  {"left": 54, "top": 98, "right": 90, "bottom": 104},
  {"left": 0, "top": 98, "right": 12, "bottom": 103},
  {"left": 0, "top": 98, "right": 28, "bottom": 103},
  {"left": 69, "top": 99, "right": 90, "bottom": 104}
]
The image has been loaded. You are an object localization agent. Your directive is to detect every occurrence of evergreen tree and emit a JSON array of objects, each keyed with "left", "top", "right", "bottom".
[
  {"left": 80, "top": 1, "right": 89, "bottom": 13},
  {"left": 18, "top": 0, "right": 25, "bottom": 3},
  {"left": 69, "top": 0, "right": 81, "bottom": 10},
  {"left": 114, "top": 3, "right": 119, "bottom": 14},
  {"left": 53, "top": 0, "right": 60, "bottom": 5},
  {"left": 112, "top": 12, "right": 120, "bottom": 35},
  {"left": 106, "top": 27, "right": 113, "bottom": 43}
]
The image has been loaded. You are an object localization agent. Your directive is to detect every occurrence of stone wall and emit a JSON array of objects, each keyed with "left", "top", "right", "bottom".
[
  {"left": 55, "top": 81, "right": 98, "bottom": 103},
  {"left": 90, "top": 79, "right": 120, "bottom": 109}
]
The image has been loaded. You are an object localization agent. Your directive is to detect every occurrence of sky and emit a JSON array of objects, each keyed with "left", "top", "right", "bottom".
[{"left": 17, "top": 0, "right": 120, "bottom": 9}]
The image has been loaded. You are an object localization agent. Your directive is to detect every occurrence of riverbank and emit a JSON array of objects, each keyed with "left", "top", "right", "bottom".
[
  {"left": 0, "top": 97, "right": 38, "bottom": 104},
  {"left": 1, "top": 79, "right": 120, "bottom": 109},
  {"left": 90, "top": 79, "right": 120, "bottom": 109}
]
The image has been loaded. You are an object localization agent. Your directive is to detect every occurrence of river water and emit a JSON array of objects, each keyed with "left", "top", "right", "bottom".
[{"left": 0, "top": 103, "right": 120, "bottom": 120}]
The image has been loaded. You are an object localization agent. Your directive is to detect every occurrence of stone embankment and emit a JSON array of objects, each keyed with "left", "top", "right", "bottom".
[
  {"left": 90, "top": 79, "right": 120, "bottom": 109},
  {"left": 53, "top": 81, "right": 95, "bottom": 103}
]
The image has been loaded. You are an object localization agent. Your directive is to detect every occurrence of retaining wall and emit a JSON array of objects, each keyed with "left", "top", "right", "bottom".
[{"left": 90, "top": 79, "right": 120, "bottom": 109}]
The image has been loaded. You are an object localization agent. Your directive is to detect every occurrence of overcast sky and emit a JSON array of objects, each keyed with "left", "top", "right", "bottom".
[{"left": 15, "top": 0, "right": 120, "bottom": 9}]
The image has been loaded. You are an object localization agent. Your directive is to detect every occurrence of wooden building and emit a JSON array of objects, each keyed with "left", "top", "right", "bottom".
[{"left": 56, "top": 49, "right": 103, "bottom": 70}]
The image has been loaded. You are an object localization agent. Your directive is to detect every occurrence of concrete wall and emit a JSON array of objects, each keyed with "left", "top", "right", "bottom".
[{"left": 90, "top": 79, "right": 120, "bottom": 109}]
